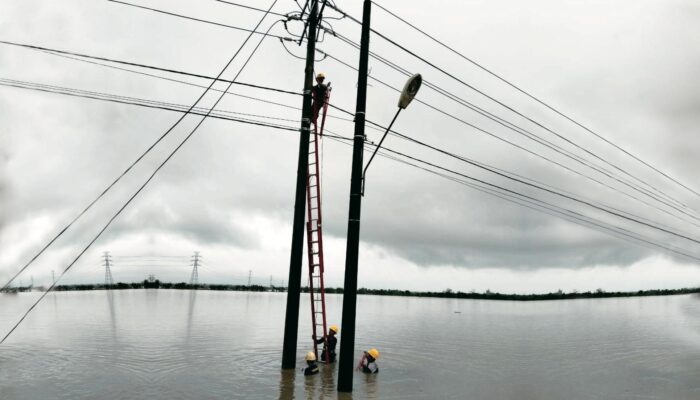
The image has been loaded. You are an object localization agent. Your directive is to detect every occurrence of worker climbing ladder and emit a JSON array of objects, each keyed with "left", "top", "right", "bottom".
[{"left": 306, "top": 85, "right": 331, "bottom": 363}]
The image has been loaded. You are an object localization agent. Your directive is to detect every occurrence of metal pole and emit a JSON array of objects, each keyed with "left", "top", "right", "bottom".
[
  {"left": 282, "top": 0, "right": 319, "bottom": 370},
  {"left": 337, "top": 0, "right": 371, "bottom": 392}
]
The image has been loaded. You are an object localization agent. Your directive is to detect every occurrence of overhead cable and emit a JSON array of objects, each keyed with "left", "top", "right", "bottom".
[
  {"left": 323, "top": 131, "right": 700, "bottom": 263},
  {"left": 369, "top": 0, "right": 700, "bottom": 200},
  {"left": 317, "top": 48, "right": 700, "bottom": 229},
  {"left": 0, "top": 0, "right": 281, "bottom": 342},
  {"left": 328, "top": 2, "right": 700, "bottom": 205},
  {"left": 0, "top": 40, "right": 301, "bottom": 96},
  {"left": 325, "top": 30, "right": 691, "bottom": 214}
]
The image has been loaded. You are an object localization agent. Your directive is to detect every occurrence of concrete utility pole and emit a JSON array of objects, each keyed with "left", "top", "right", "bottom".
[
  {"left": 282, "top": 0, "right": 321, "bottom": 370},
  {"left": 337, "top": 0, "right": 372, "bottom": 393}
]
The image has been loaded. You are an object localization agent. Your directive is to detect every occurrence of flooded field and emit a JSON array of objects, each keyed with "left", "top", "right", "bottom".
[{"left": 1, "top": 290, "right": 699, "bottom": 399}]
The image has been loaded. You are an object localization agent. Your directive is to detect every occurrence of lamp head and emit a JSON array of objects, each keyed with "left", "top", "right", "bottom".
[{"left": 398, "top": 73, "right": 422, "bottom": 109}]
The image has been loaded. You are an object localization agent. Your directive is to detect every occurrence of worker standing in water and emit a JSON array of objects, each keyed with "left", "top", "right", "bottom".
[
  {"left": 358, "top": 348, "right": 380, "bottom": 374},
  {"left": 311, "top": 72, "right": 329, "bottom": 126},
  {"left": 312, "top": 324, "right": 338, "bottom": 363},
  {"left": 304, "top": 351, "right": 319, "bottom": 376}
]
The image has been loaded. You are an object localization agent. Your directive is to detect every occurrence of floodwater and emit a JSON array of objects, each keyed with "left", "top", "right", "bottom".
[{"left": 1, "top": 290, "right": 699, "bottom": 399}]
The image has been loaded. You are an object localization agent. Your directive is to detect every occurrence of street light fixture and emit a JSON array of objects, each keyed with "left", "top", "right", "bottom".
[{"left": 362, "top": 73, "right": 422, "bottom": 195}]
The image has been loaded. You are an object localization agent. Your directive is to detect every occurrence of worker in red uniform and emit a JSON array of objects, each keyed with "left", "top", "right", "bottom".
[
  {"left": 312, "top": 324, "right": 338, "bottom": 363},
  {"left": 311, "top": 72, "right": 329, "bottom": 126}
]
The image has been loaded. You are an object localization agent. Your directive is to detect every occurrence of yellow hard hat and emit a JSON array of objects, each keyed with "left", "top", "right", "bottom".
[
  {"left": 329, "top": 325, "right": 339, "bottom": 333},
  {"left": 305, "top": 351, "right": 316, "bottom": 361},
  {"left": 316, "top": 72, "right": 325, "bottom": 80},
  {"left": 367, "top": 348, "right": 380, "bottom": 360}
]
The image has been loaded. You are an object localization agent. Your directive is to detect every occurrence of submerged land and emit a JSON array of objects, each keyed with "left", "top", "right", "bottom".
[{"left": 3, "top": 280, "right": 699, "bottom": 301}]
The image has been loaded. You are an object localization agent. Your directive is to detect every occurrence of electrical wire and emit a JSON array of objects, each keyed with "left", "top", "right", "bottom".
[
  {"left": 0, "top": 40, "right": 301, "bottom": 97},
  {"left": 213, "top": 0, "right": 288, "bottom": 17},
  {"left": 316, "top": 48, "right": 700, "bottom": 230},
  {"left": 325, "top": 30, "right": 691, "bottom": 214},
  {"left": 109, "top": 1, "right": 694, "bottom": 218},
  {"left": 5, "top": 75, "right": 696, "bottom": 244},
  {"left": 369, "top": 0, "right": 700, "bottom": 200},
  {"left": 323, "top": 28, "right": 698, "bottom": 228},
  {"left": 326, "top": 2, "right": 699, "bottom": 208},
  {"left": 0, "top": 79, "right": 299, "bottom": 131},
  {"left": 106, "top": 0, "right": 291, "bottom": 40},
  {"left": 1, "top": 77, "right": 300, "bottom": 123},
  {"left": 34, "top": 48, "right": 352, "bottom": 124},
  {"left": 0, "top": 0, "right": 281, "bottom": 343},
  {"left": 322, "top": 130, "right": 700, "bottom": 262},
  {"left": 121, "top": 1, "right": 697, "bottom": 223}
]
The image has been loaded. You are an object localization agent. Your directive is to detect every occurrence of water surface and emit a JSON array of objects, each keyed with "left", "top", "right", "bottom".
[{"left": 1, "top": 290, "right": 699, "bottom": 399}]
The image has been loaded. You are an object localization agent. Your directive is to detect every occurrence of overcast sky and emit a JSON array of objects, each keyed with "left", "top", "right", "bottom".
[{"left": 1, "top": 0, "right": 699, "bottom": 293}]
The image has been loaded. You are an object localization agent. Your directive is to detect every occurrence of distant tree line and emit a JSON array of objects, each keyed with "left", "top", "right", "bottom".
[
  {"left": 6, "top": 283, "right": 699, "bottom": 301},
  {"left": 349, "top": 286, "right": 700, "bottom": 301}
]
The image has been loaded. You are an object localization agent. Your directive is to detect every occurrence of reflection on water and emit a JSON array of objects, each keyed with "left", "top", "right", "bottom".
[{"left": 0, "top": 290, "right": 699, "bottom": 399}]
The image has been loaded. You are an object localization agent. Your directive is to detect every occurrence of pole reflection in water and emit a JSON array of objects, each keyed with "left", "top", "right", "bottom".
[
  {"left": 361, "top": 373, "right": 378, "bottom": 399},
  {"left": 279, "top": 362, "right": 356, "bottom": 399},
  {"left": 278, "top": 368, "right": 296, "bottom": 400},
  {"left": 106, "top": 289, "right": 117, "bottom": 341},
  {"left": 186, "top": 289, "right": 197, "bottom": 342}
]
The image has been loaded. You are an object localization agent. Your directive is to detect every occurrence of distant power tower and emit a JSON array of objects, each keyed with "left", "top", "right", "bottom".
[
  {"left": 190, "top": 252, "right": 201, "bottom": 285},
  {"left": 102, "top": 252, "right": 114, "bottom": 287}
]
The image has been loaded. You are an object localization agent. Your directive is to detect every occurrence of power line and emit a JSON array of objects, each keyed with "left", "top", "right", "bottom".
[
  {"left": 327, "top": 2, "right": 700, "bottom": 207},
  {"left": 378, "top": 126, "right": 700, "bottom": 246},
  {"left": 0, "top": 79, "right": 299, "bottom": 131},
  {"left": 320, "top": 28, "right": 697, "bottom": 221},
  {"left": 323, "top": 131, "right": 700, "bottom": 263},
  {"left": 119, "top": 1, "right": 696, "bottom": 219},
  {"left": 39, "top": 48, "right": 353, "bottom": 124},
  {"left": 0, "top": 0, "right": 281, "bottom": 342},
  {"left": 106, "top": 0, "right": 292, "bottom": 40},
  {"left": 0, "top": 40, "right": 301, "bottom": 97},
  {"left": 369, "top": 0, "right": 700, "bottom": 200},
  {"left": 317, "top": 48, "right": 700, "bottom": 230},
  {"left": 5, "top": 75, "right": 697, "bottom": 285},
  {"left": 1, "top": 77, "right": 300, "bottom": 123},
  {"left": 213, "top": 0, "right": 288, "bottom": 17},
  {"left": 6, "top": 72, "right": 696, "bottom": 243},
  {"left": 0, "top": 75, "right": 288, "bottom": 290}
]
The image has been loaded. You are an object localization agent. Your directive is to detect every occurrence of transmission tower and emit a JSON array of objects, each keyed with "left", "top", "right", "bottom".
[
  {"left": 190, "top": 251, "right": 201, "bottom": 285},
  {"left": 102, "top": 251, "right": 114, "bottom": 287}
]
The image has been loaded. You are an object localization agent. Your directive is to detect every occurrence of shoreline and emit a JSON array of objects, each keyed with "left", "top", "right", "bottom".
[{"left": 3, "top": 282, "right": 699, "bottom": 301}]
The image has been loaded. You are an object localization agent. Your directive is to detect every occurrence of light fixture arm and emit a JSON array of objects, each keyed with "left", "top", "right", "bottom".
[{"left": 361, "top": 107, "right": 402, "bottom": 196}]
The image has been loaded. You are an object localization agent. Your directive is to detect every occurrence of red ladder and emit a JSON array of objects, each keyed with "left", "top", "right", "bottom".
[{"left": 306, "top": 89, "right": 331, "bottom": 363}]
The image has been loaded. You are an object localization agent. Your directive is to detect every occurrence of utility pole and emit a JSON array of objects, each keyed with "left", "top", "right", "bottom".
[
  {"left": 282, "top": 0, "right": 320, "bottom": 370},
  {"left": 52, "top": 270, "right": 56, "bottom": 285},
  {"left": 337, "top": 0, "right": 372, "bottom": 393},
  {"left": 190, "top": 251, "right": 200, "bottom": 286},
  {"left": 102, "top": 251, "right": 114, "bottom": 288},
  {"left": 248, "top": 270, "right": 252, "bottom": 287}
]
